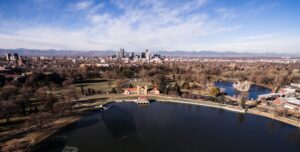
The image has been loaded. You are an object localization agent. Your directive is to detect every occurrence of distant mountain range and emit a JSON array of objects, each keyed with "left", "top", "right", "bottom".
[
  {"left": 0, "top": 48, "right": 115, "bottom": 57},
  {"left": 157, "top": 51, "right": 300, "bottom": 58},
  {"left": 0, "top": 48, "right": 298, "bottom": 58}
]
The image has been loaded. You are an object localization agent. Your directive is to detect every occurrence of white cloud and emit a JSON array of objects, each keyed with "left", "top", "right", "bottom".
[
  {"left": 210, "top": 34, "right": 300, "bottom": 53},
  {"left": 69, "top": 0, "right": 93, "bottom": 10},
  {"left": 0, "top": 0, "right": 298, "bottom": 53},
  {"left": 216, "top": 7, "right": 238, "bottom": 20},
  {"left": 239, "top": 33, "right": 281, "bottom": 41}
]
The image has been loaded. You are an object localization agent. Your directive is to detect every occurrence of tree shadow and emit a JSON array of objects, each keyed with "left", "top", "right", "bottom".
[
  {"left": 31, "top": 135, "right": 67, "bottom": 152},
  {"left": 78, "top": 98, "right": 109, "bottom": 104},
  {"left": 75, "top": 79, "right": 108, "bottom": 84},
  {"left": 0, "top": 119, "right": 26, "bottom": 132}
]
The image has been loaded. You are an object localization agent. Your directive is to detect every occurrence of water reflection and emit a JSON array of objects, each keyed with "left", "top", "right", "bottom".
[
  {"left": 137, "top": 104, "right": 149, "bottom": 109},
  {"left": 101, "top": 105, "right": 137, "bottom": 138},
  {"left": 60, "top": 118, "right": 100, "bottom": 133},
  {"left": 288, "top": 129, "right": 300, "bottom": 147},
  {"left": 187, "top": 104, "right": 192, "bottom": 112},
  {"left": 31, "top": 136, "right": 67, "bottom": 152},
  {"left": 266, "top": 121, "right": 278, "bottom": 131},
  {"left": 196, "top": 106, "right": 201, "bottom": 113},
  {"left": 33, "top": 102, "right": 300, "bottom": 152},
  {"left": 237, "top": 113, "right": 245, "bottom": 123},
  {"left": 218, "top": 109, "right": 224, "bottom": 115},
  {"left": 215, "top": 81, "right": 271, "bottom": 100}
]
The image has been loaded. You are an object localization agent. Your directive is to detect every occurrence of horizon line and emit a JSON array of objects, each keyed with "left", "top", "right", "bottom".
[{"left": 0, "top": 48, "right": 298, "bottom": 55}]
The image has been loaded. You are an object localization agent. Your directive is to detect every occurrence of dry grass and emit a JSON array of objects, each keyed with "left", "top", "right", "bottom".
[
  {"left": 73, "top": 79, "right": 117, "bottom": 92},
  {"left": 129, "top": 81, "right": 153, "bottom": 87}
]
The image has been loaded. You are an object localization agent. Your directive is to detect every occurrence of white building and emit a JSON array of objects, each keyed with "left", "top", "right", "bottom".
[
  {"left": 280, "top": 87, "right": 296, "bottom": 96},
  {"left": 291, "top": 83, "right": 300, "bottom": 88},
  {"left": 283, "top": 98, "right": 300, "bottom": 110},
  {"left": 145, "top": 49, "right": 150, "bottom": 61}
]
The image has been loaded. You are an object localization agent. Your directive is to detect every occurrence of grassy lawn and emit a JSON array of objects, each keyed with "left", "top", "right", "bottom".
[
  {"left": 129, "top": 81, "right": 153, "bottom": 87},
  {"left": 181, "top": 89, "right": 210, "bottom": 95},
  {"left": 73, "top": 79, "right": 118, "bottom": 93},
  {"left": 0, "top": 116, "right": 29, "bottom": 133}
]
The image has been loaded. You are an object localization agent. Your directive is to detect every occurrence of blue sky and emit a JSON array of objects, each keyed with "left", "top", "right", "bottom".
[{"left": 0, "top": 0, "right": 299, "bottom": 53}]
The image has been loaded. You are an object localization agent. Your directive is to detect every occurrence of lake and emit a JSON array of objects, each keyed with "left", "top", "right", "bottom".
[
  {"left": 32, "top": 102, "right": 300, "bottom": 152},
  {"left": 215, "top": 81, "right": 272, "bottom": 100}
]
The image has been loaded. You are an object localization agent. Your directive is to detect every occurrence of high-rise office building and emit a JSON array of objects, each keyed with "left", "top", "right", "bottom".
[
  {"left": 5, "top": 53, "right": 20, "bottom": 61},
  {"left": 141, "top": 52, "right": 146, "bottom": 58},
  {"left": 129, "top": 52, "right": 135, "bottom": 59},
  {"left": 145, "top": 49, "right": 150, "bottom": 61},
  {"left": 5, "top": 53, "right": 11, "bottom": 61},
  {"left": 118, "top": 48, "right": 125, "bottom": 58},
  {"left": 12, "top": 53, "right": 20, "bottom": 61}
]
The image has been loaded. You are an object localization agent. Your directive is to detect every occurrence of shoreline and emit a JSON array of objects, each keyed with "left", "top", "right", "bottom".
[
  {"left": 160, "top": 99, "right": 300, "bottom": 127},
  {"left": 247, "top": 109, "right": 300, "bottom": 127},
  {"left": 0, "top": 99, "right": 113, "bottom": 151},
  {"left": 117, "top": 98, "right": 245, "bottom": 113},
  {"left": 159, "top": 99, "right": 245, "bottom": 113},
  {"left": 3, "top": 94, "right": 300, "bottom": 151},
  {"left": 155, "top": 96, "right": 299, "bottom": 127},
  {"left": 113, "top": 94, "right": 300, "bottom": 127}
]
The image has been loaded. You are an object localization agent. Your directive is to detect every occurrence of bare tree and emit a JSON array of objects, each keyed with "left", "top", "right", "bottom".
[
  {"left": 62, "top": 78, "right": 74, "bottom": 88},
  {"left": 53, "top": 87, "right": 79, "bottom": 117},
  {"left": 44, "top": 93, "right": 58, "bottom": 114},
  {"left": 19, "top": 86, "right": 34, "bottom": 112},
  {"left": 53, "top": 101, "right": 73, "bottom": 117},
  {"left": 35, "top": 86, "right": 49, "bottom": 101},
  {"left": 2, "top": 139, "right": 28, "bottom": 152},
  {"left": 63, "top": 87, "right": 78, "bottom": 102},
  {"left": 15, "top": 94, "right": 28, "bottom": 115},
  {"left": 237, "top": 92, "right": 248, "bottom": 109},
  {"left": 0, "top": 85, "right": 18, "bottom": 100},
  {"left": 0, "top": 100, "right": 16, "bottom": 123},
  {"left": 30, "top": 112, "right": 48, "bottom": 131}
]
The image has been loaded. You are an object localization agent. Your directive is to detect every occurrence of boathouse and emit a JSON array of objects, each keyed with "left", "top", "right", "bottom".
[{"left": 124, "top": 85, "right": 160, "bottom": 95}]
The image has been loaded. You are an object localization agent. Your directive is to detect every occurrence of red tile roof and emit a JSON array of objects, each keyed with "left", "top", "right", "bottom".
[{"left": 125, "top": 88, "right": 137, "bottom": 91}]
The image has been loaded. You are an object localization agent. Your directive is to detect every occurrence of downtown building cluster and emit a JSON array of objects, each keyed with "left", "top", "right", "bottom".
[{"left": 111, "top": 48, "right": 163, "bottom": 63}]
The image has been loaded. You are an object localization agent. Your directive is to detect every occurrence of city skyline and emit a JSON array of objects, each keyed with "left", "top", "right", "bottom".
[{"left": 0, "top": 0, "right": 300, "bottom": 53}]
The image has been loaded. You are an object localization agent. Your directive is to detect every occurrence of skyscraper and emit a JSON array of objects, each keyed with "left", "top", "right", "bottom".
[
  {"left": 12, "top": 53, "right": 20, "bottom": 61},
  {"left": 141, "top": 52, "right": 146, "bottom": 58},
  {"left": 129, "top": 52, "right": 135, "bottom": 59},
  {"left": 119, "top": 48, "right": 125, "bottom": 58},
  {"left": 5, "top": 53, "right": 20, "bottom": 61},
  {"left": 5, "top": 53, "right": 11, "bottom": 61},
  {"left": 145, "top": 49, "right": 150, "bottom": 61}
]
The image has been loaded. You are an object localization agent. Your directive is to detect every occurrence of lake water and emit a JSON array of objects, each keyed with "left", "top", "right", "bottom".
[
  {"left": 215, "top": 81, "right": 272, "bottom": 100},
  {"left": 32, "top": 102, "right": 300, "bottom": 152}
]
